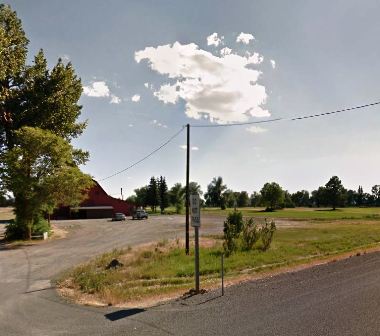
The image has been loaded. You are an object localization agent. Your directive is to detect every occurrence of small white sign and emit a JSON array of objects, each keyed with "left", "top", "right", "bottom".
[{"left": 190, "top": 194, "right": 201, "bottom": 227}]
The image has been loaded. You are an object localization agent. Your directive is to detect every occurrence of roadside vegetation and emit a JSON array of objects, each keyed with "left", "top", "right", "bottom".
[{"left": 57, "top": 216, "right": 380, "bottom": 306}]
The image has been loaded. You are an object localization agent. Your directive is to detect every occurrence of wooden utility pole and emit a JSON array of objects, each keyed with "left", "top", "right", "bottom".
[{"left": 185, "top": 124, "right": 190, "bottom": 255}]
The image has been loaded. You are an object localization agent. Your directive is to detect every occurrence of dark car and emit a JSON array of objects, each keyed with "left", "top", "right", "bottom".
[
  {"left": 132, "top": 209, "right": 148, "bottom": 220},
  {"left": 112, "top": 213, "right": 126, "bottom": 221}
]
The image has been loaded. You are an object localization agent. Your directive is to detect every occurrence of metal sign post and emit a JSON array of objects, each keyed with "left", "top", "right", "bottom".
[{"left": 190, "top": 194, "right": 200, "bottom": 293}]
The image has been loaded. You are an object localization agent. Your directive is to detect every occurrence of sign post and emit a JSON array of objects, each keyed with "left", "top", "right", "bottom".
[{"left": 190, "top": 194, "right": 200, "bottom": 293}]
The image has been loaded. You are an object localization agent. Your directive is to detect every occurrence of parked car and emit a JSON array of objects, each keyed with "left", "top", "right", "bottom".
[
  {"left": 112, "top": 213, "right": 126, "bottom": 221},
  {"left": 132, "top": 209, "right": 148, "bottom": 220}
]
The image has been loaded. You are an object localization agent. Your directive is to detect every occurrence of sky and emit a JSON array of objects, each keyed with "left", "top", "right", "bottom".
[{"left": 7, "top": 0, "right": 380, "bottom": 198}]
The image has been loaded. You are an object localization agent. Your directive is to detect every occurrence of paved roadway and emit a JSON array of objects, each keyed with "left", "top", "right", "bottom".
[{"left": 1, "top": 216, "right": 380, "bottom": 335}]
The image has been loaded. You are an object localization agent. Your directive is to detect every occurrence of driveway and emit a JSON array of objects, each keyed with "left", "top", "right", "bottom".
[{"left": 2, "top": 215, "right": 379, "bottom": 335}]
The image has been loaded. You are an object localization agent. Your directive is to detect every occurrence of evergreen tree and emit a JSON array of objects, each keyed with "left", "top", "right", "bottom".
[
  {"left": 158, "top": 176, "right": 169, "bottom": 214},
  {"left": 147, "top": 177, "right": 159, "bottom": 212}
]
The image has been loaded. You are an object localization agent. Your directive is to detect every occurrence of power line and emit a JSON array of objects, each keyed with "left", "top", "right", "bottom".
[
  {"left": 191, "top": 100, "right": 380, "bottom": 128},
  {"left": 98, "top": 126, "right": 185, "bottom": 182},
  {"left": 97, "top": 99, "right": 380, "bottom": 182}
]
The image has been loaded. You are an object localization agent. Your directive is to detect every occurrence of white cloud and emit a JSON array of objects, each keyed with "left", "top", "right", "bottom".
[
  {"left": 131, "top": 94, "right": 141, "bottom": 102},
  {"left": 151, "top": 120, "right": 167, "bottom": 128},
  {"left": 246, "top": 125, "right": 267, "bottom": 134},
  {"left": 144, "top": 82, "right": 149, "bottom": 88},
  {"left": 270, "top": 59, "right": 276, "bottom": 69},
  {"left": 220, "top": 47, "right": 232, "bottom": 56},
  {"left": 135, "top": 41, "right": 269, "bottom": 123},
  {"left": 246, "top": 52, "right": 264, "bottom": 64},
  {"left": 236, "top": 32, "right": 255, "bottom": 44},
  {"left": 128, "top": 124, "right": 134, "bottom": 127},
  {"left": 83, "top": 81, "right": 110, "bottom": 97},
  {"left": 207, "top": 32, "right": 224, "bottom": 47},
  {"left": 180, "top": 145, "right": 199, "bottom": 151},
  {"left": 110, "top": 94, "right": 121, "bottom": 104}
]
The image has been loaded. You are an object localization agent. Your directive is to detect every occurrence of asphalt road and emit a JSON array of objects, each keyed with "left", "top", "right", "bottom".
[{"left": 1, "top": 216, "right": 380, "bottom": 335}]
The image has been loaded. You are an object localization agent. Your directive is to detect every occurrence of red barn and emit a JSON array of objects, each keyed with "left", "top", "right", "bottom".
[{"left": 52, "top": 180, "right": 134, "bottom": 219}]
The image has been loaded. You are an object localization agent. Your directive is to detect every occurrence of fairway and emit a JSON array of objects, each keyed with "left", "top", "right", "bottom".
[{"left": 203, "top": 207, "right": 380, "bottom": 220}]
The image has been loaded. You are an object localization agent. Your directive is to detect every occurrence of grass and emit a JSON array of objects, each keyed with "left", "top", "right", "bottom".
[
  {"left": 202, "top": 207, "right": 380, "bottom": 220},
  {"left": 57, "top": 220, "right": 380, "bottom": 305}
]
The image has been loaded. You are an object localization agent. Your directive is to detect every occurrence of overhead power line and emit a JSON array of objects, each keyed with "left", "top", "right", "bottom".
[
  {"left": 98, "top": 126, "right": 185, "bottom": 182},
  {"left": 98, "top": 99, "right": 380, "bottom": 182},
  {"left": 191, "top": 100, "right": 380, "bottom": 128}
]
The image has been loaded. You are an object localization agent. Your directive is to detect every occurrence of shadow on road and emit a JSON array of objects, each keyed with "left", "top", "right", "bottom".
[{"left": 105, "top": 308, "right": 145, "bottom": 321}]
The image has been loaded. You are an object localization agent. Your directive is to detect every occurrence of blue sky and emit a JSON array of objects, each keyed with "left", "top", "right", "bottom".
[{"left": 8, "top": 0, "right": 380, "bottom": 197}]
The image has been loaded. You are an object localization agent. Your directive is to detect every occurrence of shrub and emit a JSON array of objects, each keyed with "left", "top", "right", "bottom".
[
  {"left": 241, "top": 218, "right": 260, "bottom": 251},
  {"left": 260, "top": 219, "right": 276, "bottom": 251},
  {"left": 4, "top": 220, "right": 24, "bottom": 240},
  {"left": 223, "top": 210, "right": 243, "bottom": 255}
]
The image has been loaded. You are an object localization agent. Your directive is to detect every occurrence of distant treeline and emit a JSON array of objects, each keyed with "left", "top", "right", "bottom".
[{"left": 127, "top": 175, "right": 380, "bottom": 213}]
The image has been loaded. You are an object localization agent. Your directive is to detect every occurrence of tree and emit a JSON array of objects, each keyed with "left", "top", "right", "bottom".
[
  {"left": 147, "top": 177, "right": 159, "bottom": 212},
  {"left": 250, "top": 191, "right": 262, "bottom": 207},
  {"left": 205, "top": 176, "right": 227, "bottom": 208},
  {"left": 357, "top": 186, "right": 364, "bottom": 206},
  {"left": 222, "top": 189, "right": 236, "bottom": 208},
  {"left": 0, "top": 127, "right": 92, "bottom": 239},
  {"left": 237, "top": 191, "right": 250, "bottom": 207},
  {"left": 325, "top": 176, "right": 344, "bottom": 210},
  {"left": 372, "top": 185, "right": 380, "bottom": 206},
  {"left": 291, "top": 190, "right": 310, "bottom": 207},
  {"left": 133, "top": 186, "right": 148, "bottom": 208},
  {"left": 188, "top": 181, "right": 203, "bottom": 197},
  {"left": 158, "top": 176, "right": 169, "bottom": 214},
  {"left": 169, "top": 183, "right": 185, "bottom": 214},
  {"left": 282, "top": 191, "right": 295, "bottom": 208},
  {"left": 260, "top": 182, "right": 284, "bottom": 211},
  {"left": 0, "top": 5, "right": 89, "bottom": 239}
]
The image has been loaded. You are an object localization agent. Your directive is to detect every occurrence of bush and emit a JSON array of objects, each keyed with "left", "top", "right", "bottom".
[
  {"left": 241, "top": 218, "right": 260, "bottom": 251},
  {"left": 4, "top": 220, "right": 24, "bottom": 240},
  {"left": 32, "top": 215, "right": 51, "bottom": 235},
  {"left": 260, "top": 219, "right": 276, "bottom": 251},
  {"left": 223, "top": 210, "right": 243, "bottom": 255},
  {"left": 4, "top": 214, "right": 50, "bottom": 240}
]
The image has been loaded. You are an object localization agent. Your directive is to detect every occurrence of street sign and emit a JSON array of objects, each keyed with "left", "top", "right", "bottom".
[{"left": 190, "top": 194, "right": 201, "bottom": 227}]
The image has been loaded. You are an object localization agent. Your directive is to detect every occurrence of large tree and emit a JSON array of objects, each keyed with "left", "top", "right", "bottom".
[
  {"left": 147, "top": 177, "right": 159, "bottom": 212},
  {"left": 0, "top": 127, "right": 92, "bottom": 239},
  {"left": 0, "top": 5, "right": 90, "bottom": 238},
  {"left": 158, "top": 176, "right": 169, "bottom": 214},
  {"left": 260, "top": 182, "right": 284, "bottom": 211},
  {"left": 205, "top": 176, "right": 227, "bottom": 208},
  {"left": 325, "top": 176, "right": 344, "bottom": 210},
  {"left": 169, "top": 183, "right": 185, "bottom": 214}
]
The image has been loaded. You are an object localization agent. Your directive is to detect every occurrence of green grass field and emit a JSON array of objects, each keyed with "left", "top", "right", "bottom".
[
  {"left": 202, "top": 207, "right": 380, "bottom": 220},
  {"left": 58, "top": 219, "right": 380, "bottom": 305}
]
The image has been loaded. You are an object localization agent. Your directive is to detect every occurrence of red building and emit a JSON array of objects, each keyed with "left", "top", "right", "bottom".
[{"left": 53, "top": 180, "right": 134, "bottom": 219}]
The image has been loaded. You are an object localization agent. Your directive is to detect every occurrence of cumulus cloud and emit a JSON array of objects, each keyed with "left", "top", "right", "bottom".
[
  {"left": 144, "top": 82, "right": 149, "bottom": 88},
  {"left": 236, "top": 32, "right": 255, "bottom": 44},
  {"left": 220, "top": 47, "right": 232, "bottom": 56},
  {"left": 83, "top": 81, "right": 110, "bottom": 97},
  {"left": 180, "top": 145, "right": 199, "bottom": 151},
  {"left": 207, "top": 32, "right": 224, "bottom": 47},
  {"left": 246, "top": 125, "right": 267, "bottom": 134},
  {"left": 270, "top": 59, "right": 276, "bottom": 69},
  {"left": 83, "top": 81, "right": 122, "bottom": 104},
  {"left": 135, "top": 41, "right": 269, "bottom": 123},
  {"left": 110, "top": 94, "right": 121, "bottom": 104},
  {"left": 131, "top": 94, "right": 141, "bottom": 102}
]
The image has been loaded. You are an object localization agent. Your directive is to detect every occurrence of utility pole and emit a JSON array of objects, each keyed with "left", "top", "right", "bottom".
[{"left": 185, "top": 124, "right": 190, "bottom": 255}]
